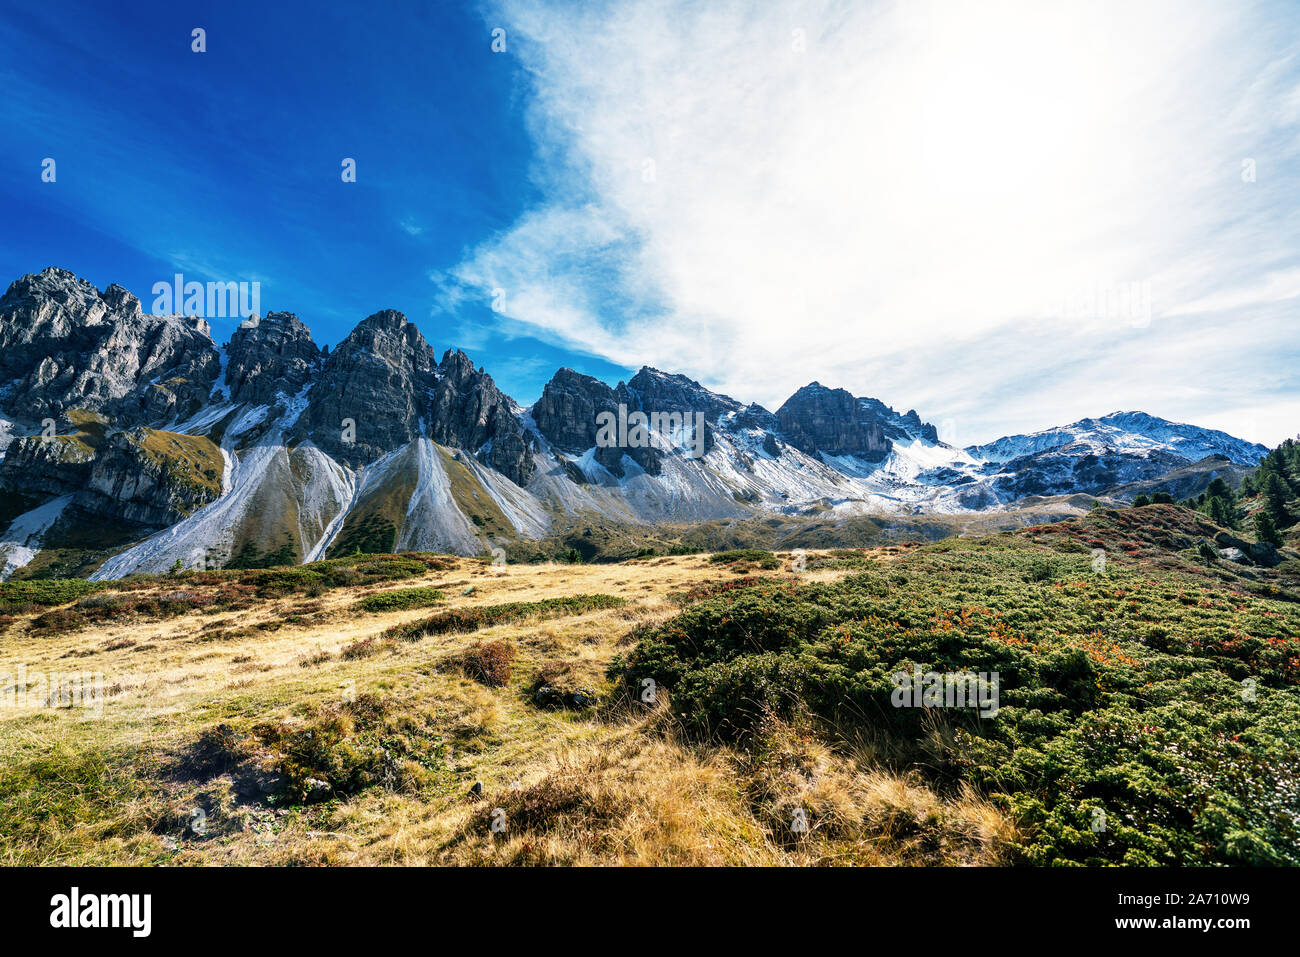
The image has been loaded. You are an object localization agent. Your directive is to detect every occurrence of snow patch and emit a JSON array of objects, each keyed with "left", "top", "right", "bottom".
[{"left": 0, "top": 495, "right": 73, "bottom": 580}]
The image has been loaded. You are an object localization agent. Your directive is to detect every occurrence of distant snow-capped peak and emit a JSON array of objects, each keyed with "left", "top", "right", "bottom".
[{"left": 965, "top": 411, "right": 1267, "bottom": 466}]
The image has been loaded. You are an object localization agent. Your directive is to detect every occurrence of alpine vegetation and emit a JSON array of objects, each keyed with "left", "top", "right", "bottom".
[
  {"left": 891, "top": 667, "right": 1000, "bottom": 719},
  {"left": 4, "top": 0, "right": 1300, "bottom": 902}
]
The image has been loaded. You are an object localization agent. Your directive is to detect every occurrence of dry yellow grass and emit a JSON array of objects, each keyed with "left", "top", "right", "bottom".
[{"left": 0, "top": 550, "right": 1014, "bottom": 866}]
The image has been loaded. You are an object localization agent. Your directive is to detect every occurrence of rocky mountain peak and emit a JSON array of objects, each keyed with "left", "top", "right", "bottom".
[
  {"left": 531, "top": 368, "right": 619, "bottom": 454},
  {"left": 289, "top": 312, "right": 534, "bottom": 484},
  {"left": 731, "top": 402, "right": 779, "bottom": 432},
  {"left": 101, "top": 283, "right": 142, "bottom": 315},
  {"left": 428, "top": 350, "right": 535, "bottom": 486},
  {"left": 858, "top": 397, "right": 941, "bottom": 444},
  {"left": 625, "top": 366, "right": 741, "bottom": 423},
  {"left": 966, "top": 411, "right": 1269, "bottom": 467},
  {"left": 354, "top": 307, "right": 407, "bottom": 332},
  {"left": 0, "top": 267, "right": 218, "bottom": 424},
  {"left": 342, "top": 309, "right": 434, "bottom": 364},
  {"left": 225, "top": 310, "right": 320, "bottom": 405},
  {"left": 776, "top": 383, "right": 891, "bottom": 462},
  {"left": 293, "top": 310, "right": 436, "bottom": 465},
  {"left": 438, "top": 348, "right": 479, "bottom": 385},
  {"left": 2, "top": 267, "right": 103, "bottom": 322},
  {"left": 531, "top": 365, "right": 738, "bottom": 478}
]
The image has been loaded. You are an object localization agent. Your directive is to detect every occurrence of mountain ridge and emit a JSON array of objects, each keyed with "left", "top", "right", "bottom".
[{"left": 0, "top": 268, "right": 1272, "bottom": 579}]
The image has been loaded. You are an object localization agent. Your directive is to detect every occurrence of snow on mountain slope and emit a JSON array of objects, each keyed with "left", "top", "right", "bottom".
[
  {"left": 519, "top": 394, "right": 1264, "bottom": 524},
  {"left": 524, "top": 412, "right": 867, "bottom": 523},
  {"left": 0, "top": 494, "right": 73, "bottom": 580},
  {"left": 523, "top": 413, "right": 968, "bottom": 522},
  {"left": 966, "top": 411, "right": 1268, "bottom": 466},
  {"left": 457, "top": 453, "right": 552, "bottom": 538},
  {"left": 91, "top": 388, "right": 349, "bottom": 578},
  {"left": 817, "top": 437, "right": 983, "bottom": 509},
  {"left": 527, "top": 434, "right": 748, "bottom": 524}
]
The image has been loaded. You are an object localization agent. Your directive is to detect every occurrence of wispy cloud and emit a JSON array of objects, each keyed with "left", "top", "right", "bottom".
[{"left": 454, "top": 0, "right": 1300, "bottom": 444}]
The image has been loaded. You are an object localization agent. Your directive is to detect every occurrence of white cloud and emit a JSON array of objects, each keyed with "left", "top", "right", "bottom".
[
  {"left": 1165, "top": 266, "right": 1300, "bottom": 316},
  {"left": 455, "top": 0, "right": 1300, "bottom": 443}
]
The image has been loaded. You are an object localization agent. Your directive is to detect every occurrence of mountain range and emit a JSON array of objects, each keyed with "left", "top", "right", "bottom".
[{"left": 0, "top": 268, "right": 1269, "bottom": 579}]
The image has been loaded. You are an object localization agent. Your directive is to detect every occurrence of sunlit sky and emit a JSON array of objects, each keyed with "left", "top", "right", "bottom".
[{"left": 4, "top": 0, "right": 1300, "bottom": 445}]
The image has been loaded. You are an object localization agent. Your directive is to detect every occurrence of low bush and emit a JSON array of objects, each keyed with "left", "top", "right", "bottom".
[
  {"left": 181, "top": 694, "right": 444, "bottom": 806},
  {"left": 456, "top": 640, "right": 515, "bottom": 687},
  {"left": 385, "top": 594, "right": 626, "bottom": 642},
  {"left": 355, "top": 586, "right": 445, "bottom": 613},
  {"left": 708, "top": 549, "right": 781, "bottom": 569},
  {"left": 0, "top": 578, "right": 105, "bottom": 614},
  {"left": 13, "top": 552, "right": 457, "bottom": 633},
  {"left": 339, "top": 636, "right": 393, "bottom": 660},
  {"left": 623, "top": 535, "right": 1300, "bottom": 865}
]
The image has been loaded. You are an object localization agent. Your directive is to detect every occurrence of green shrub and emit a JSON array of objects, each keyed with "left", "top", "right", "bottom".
[
  {"left": 707, "top": 549, "right": 781, "bottom": 569},
  {"left": 805, "top": 549, "right": 877, "bottom": 571},
  {"left": 356, "top": 586, "right": 445, "bottom": 613},
  {"left": 622, "top": 536, "right": 1300, "bottom": 865},
  {"left": 1023, "top": 556, "right": 1058, "bottom": 581},
  {"left": 0, "top": 578, "right": 105, "bottom": 612},
  {"left": 385, "top": 594, "right": 626, "bottom": 641}
]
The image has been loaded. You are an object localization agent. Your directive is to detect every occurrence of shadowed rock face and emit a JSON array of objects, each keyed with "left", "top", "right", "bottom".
[
  {"left": 0, "top": 423, "right": 223, "bottom": 530},
  {"left": 533, "top": 369, "right": 933, "bottom": 472},
  {"left": 428, "top": 348, "right": 534, "bottom": 487},
  {"left": 224, "top": 311, "right": 320, "bottom": 406},
  {"left": 776, "top": 383, "right": 891, "bottom": 462},
  {"left": 531, "top": 367, "right": 670, "bottom": 477},
  {"left": 624, "top": 367, "right": 739, "bottom": 425},
  {"left": 534, "top": 364, "right": 784, "bottom": 477},
  {"left": 294, "top": 309, "right": 440, "bottom": 465},
  {"left": 0, "top": 432, "right": 95, "bottom": 497},
  {"left": 878, "top": 403, "right": 940, "bottom": 444},
  {"left": 293, "top": 312, "right": 534, "bottom": 485},
  {"left": 987, "top": 444, "right": 1192, "bottom": 500},
  {"left": 0, "top": 268, "right": 219, "bottom": 423},
  {"left": 532, "top": 368, "right": 617, "bottom": 454},
  {"left": 79, "top": 428, "right": 224, "bottom": 526}
]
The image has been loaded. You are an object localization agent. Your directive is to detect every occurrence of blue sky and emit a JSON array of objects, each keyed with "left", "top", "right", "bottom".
[
  {"left": 0, "top": 0, "right": 632, "bottom": 397},
  {"left": 4, "top": 0, "right": 1300, "bottom": 445}
]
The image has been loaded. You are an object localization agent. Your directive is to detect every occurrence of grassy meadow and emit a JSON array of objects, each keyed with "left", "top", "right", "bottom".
[{"left": 1, "top": 505, "right": 1297, "bottom": 866}]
